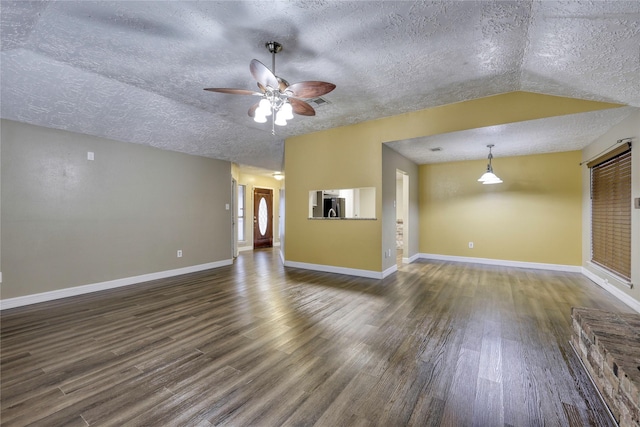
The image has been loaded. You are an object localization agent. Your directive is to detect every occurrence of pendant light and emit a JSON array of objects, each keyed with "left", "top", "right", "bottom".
[{"left": 478, "top": 144, "right": 503, "bottom": 184}]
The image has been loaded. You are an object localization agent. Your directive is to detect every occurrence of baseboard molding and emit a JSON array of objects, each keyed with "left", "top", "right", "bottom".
[
  {"left": 582, "top": 267, "right": 640, "bottom": 314},
  {"left": 382, "top": 264, "right": 397, "bottom": 278},
  {"left": 284, "top": 260, "right": 385, "bottom": 280},
  {"left": 403, "top": 253, "right": 420, "bottom": 264},
  {"left": 418, "top": 253, "right": 582, "bottom": 273},
  {"left": 0, "top": 260, "right": 233, "bottom": 311}
]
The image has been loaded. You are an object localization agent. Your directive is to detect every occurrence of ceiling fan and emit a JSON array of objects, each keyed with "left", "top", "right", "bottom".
[{"left": 204, "top": 41, "right": 336, "bottom": 133}]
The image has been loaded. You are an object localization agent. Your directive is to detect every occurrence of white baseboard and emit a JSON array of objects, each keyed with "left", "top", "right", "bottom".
[
  {"left": 403, "top": 253, "right": 420, "bottom": 264},
  {"left": 382, "top": 264, "right": 397, "bottom": 278},
  {"left": 284, "top": 260, "right": 385, "bottom": 280},
  {"left": 0, "top": 260, "right": 233, "bottom": 311},
  {"left": 418, "top": 253, "right": 582, "bottom": 273},
  {"left": 582, "top": 267, "right": 640, "bottom": 313}
]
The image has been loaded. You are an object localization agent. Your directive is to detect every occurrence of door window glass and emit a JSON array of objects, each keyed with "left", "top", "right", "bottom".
[{"left": 258, "top": 197, "right": 268, "bottom": 236}]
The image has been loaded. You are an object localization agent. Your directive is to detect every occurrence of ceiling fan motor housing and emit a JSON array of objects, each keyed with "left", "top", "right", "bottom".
[{"left": 266, "top": 41, "right": 282, "bottom": 54}]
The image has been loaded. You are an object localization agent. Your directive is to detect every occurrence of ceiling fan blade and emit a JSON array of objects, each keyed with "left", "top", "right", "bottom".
[
  {"left": 248, "top": 102, "right": 259, "bottom": 118},
  {"left": 278, "top": 77, "right": 290, "bottom": 93},
  {"left": 250, "top": 59, "right": 279, "bottom": 90},
  {"left": 290, "top": 98, "right": 316, "bottom": 116},
  {"left": 257, "top": 82, "right": 266, "bottom": 93},
  {"left": 287, "top": 81, "right": 336, "bottom": 98},
  {"left": 204, "top": 88, "right": 261, "bottom": 96}
]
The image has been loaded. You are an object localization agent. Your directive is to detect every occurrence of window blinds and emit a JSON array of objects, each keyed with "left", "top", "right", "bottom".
[{"left": 589, "top": 143, "right": 631, "bottom": 281}]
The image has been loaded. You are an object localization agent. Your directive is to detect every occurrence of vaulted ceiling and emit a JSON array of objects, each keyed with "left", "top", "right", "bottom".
[{"left": 1, "top": 1, "right": 639, "bottom": 171}]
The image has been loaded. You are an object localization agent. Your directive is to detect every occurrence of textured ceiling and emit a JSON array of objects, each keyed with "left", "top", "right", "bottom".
[{"left": 1, "top": 1, "right": 639, "bottom": 171}]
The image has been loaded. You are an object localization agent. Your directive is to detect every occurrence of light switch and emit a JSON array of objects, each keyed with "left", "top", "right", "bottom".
[
  {"left": 87, "top": 151, "right": 94, "bottom": 161},
  {"left": 225, "top": 203, "right": 230, "bottom": 210},
  {"left": 635, "top": 197, "right": 640, "bottom": 209}
]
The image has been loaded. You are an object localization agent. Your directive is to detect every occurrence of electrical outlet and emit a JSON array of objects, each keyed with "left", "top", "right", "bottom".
[
  {"left": 177, "top": 250, "right": 182, "bottom": 258},
  {"left": 468, "top": 242, "right": 474, "bottom": 249}
]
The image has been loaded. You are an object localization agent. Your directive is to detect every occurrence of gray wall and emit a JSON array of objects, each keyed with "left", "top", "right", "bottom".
[
  {"left": 382, "top": 144, "right": 419, "bottom": 272},
  {"left": 1, "top": 120, "right": 232, "bottom": 300}
]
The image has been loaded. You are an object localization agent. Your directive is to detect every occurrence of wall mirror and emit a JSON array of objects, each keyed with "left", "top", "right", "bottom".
[{"left": 308, "top": 187, "right": 376, "bottom": 219}]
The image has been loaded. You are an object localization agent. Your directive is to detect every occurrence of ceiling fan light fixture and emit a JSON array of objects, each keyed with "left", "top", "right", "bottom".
[
  {"left": 204, "top": 41, "right": 335, "bottom": 134},
  {"left": 254, "top": 113, "right": 267, "bottom": 123},
  {"left": 257, "top": 98, "right": 272, "bottom": 116},
  {"left": 281, "top": 102, "right": 294, "bottom": 120},
  {"left": 274, "top": 110, "right": 288, "bottom": 126}
]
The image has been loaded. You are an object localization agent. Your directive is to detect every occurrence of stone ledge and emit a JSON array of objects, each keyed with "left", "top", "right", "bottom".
[{"left": 571, "top": 307, "right": 640, "bottom": 427}]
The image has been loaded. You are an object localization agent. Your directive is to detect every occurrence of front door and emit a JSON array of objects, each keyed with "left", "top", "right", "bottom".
[{"left": 253, "top": 188, "right": 273, "bottom": 249}]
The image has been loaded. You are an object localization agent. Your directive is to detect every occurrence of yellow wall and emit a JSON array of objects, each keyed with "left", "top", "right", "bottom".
[
  {"left": 376, "top": 91, "right": 622, "bottom": 143},
  {"left": 285, "top": 125, "right": 383, "bottom": 271},
  {"left": 285, "top": 92, "right": 621, "bottom": 272},
  {"left": 420, "top": 151, "right": 583, "bottom": 265}
]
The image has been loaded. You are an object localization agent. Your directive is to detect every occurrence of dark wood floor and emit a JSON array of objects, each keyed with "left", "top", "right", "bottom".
[{"left": 1, "top": 249, "right": 634, "bottom": 426}]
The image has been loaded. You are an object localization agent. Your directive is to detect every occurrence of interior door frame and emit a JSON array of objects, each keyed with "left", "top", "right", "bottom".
[
  {"left": 396, "top": 169, "right": 410, "bottom": 264},
  {"left": 231, "top": 178, "right": 238, "bottom": 258}
]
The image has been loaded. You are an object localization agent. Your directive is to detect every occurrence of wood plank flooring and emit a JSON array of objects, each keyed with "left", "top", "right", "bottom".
[{"left": 1, "top": 249, "right": 634, "bottom": 426}]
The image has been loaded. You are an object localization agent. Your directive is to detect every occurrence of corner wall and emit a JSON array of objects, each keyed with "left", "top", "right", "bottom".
[
  {"left": 382, "top": 145, "right": 419, "bottom": 272},
  {"left": 1, "top": 120, "right": 232, "bottom": 301},
  {"left": 581, "top": 110, "right": 640, "bottom": 311},
  {"left": 419, "top": 151, "right": 583, "bottom": 266},
  {"left": 284, "top": 124, "right": 383, "bottom": 273}
]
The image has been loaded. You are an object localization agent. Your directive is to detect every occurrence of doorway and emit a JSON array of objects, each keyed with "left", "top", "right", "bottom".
[
  {"left": 231, "top": 178, "right": 238, "bottom": 258},
  {"left": 396, "top": 170, "right": 409, "bottom": 266},
  {"left": 253, "top": 187, "right": 273, "bottom": 249}
]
